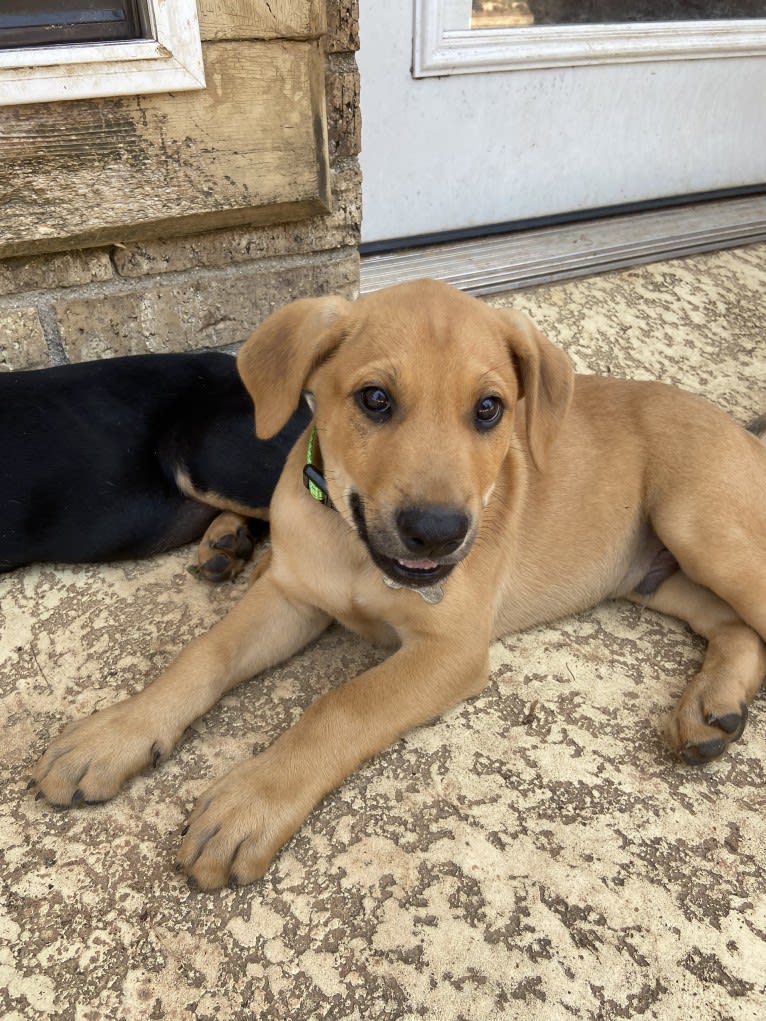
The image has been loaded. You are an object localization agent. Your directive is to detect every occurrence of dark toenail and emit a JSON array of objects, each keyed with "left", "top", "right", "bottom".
[
  {"left": 212, "top": 534, "right": 236, "bottom": 551},
  {"left": 71, "top": 789, "right": 84, "bottom": 805},
  {"left": 180, "top": 824, "right": 189, "bottom": 836},
  {"left": 234, "top": 530, "right": 254, "bottom": 557},
  {"left": 694, "top": 737, "right": 726, "bottom": 759},
  {"left": 708, "top": 712, "right": 742, "bottom": 734},
  {"left": 26, "top": 778, "right": 37, "bottom": 790},
  {"left": 228, "top": 873, "right": 240, "bottom": 889},
  {"left": 682, "top": 737, "right": 725, "bottom": 765},
  {"left": 731, "top": 704, "right": 749, "bottom": 742},
  {"left": 151, "top": 743, "right": 162, "bottom": 768},
  {"left": 35, "top": 790, "right": 44, "bottom": 801},
  {"left": 203, "top": 553, "right": 230, "bottom": 573}
]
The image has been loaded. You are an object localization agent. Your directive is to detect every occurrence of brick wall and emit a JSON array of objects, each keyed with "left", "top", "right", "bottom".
[{"left": 0, "top": 0, "right": 361, "bottom": 371}]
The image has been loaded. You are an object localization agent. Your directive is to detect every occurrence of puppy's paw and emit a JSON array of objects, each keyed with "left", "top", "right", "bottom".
[
  {"left": 670, "top": 692, "right": 748, "bottom": 766},
  {"left": 30, "top": 700, "right": 174, "bottom": 806},
  {"left": 194, "top": 513, "right": 255, "bottom": 583},
  {"left": 177, "top": 756, "right": 309, "bottom": 890}
]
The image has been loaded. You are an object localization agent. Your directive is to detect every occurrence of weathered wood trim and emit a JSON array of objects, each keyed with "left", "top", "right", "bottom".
[
  {"left": 197, "top": 0, "right": 326, "bottom": 42},
  {"left": 0, "top": 40, "right": 332, "bottom": 258},
  {"left": 326, "top": 0, "right": 359, "bottom": 53}
]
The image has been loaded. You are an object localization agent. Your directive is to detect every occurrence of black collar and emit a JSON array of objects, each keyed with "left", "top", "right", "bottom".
[{"left": 302, "top": 425, "right": 336, "bottom": 510}]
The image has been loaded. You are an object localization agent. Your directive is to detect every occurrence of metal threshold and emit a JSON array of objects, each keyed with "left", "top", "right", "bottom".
[{"left": 359, "top": 195, "right": 766, "bottom": 296}]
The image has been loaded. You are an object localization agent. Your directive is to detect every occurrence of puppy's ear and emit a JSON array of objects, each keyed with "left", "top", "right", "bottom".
[
  {"left": 237, "top": 296, "right": 350, "bottom": 438},
  {"left": 497, "top": 309, "right": 574, "bottom": 470}
]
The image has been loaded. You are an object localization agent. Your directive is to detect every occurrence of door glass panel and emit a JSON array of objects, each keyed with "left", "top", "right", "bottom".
[{"left": 469, "top": 0, "right": 766, "bottom": 29}]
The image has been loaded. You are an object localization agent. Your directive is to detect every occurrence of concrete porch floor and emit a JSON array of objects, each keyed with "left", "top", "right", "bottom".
[{"left": 1, "top": 243, "right": 765, "bottom": 1020}]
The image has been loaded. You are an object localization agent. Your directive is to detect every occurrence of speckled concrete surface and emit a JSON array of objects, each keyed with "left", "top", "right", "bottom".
[{"left": 2, "top": 245, "right": 766, "bottom": 1020}]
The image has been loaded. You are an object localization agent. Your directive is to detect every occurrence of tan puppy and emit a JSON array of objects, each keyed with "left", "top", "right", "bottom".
[{"left": 31, "top": 280, "right": 766, "bottom": 890}]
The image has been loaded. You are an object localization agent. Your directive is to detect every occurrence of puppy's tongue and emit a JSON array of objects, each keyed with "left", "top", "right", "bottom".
[{"left": 397, "top": 558, "right": 439, "bottom": 571}]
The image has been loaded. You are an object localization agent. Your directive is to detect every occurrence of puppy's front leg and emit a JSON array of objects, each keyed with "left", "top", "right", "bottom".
[
  {"left": 31, "top": 576, "right": 330, "bottom": 806},
  {"left": 177, "top": 639, "right": 489, "bottom": 889}
]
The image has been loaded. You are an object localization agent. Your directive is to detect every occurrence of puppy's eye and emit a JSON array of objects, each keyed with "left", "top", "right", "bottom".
[
  {"left": 357, "top": 386, "right": 393, "bottom": 419},
  {"left": 474, "top": 395, "right": 504, "bottom": 430}
]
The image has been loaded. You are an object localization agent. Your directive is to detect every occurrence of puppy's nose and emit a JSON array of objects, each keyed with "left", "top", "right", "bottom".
[{"left": 396, "top": 506, "right": 470, "bottom": 558}]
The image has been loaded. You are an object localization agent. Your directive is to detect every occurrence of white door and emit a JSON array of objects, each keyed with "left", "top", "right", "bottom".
[{"left": 359, "top": 1, "right": 766, "bottom": 246}]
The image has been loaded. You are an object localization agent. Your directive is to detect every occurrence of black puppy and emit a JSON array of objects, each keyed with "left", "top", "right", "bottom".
[{"left": 0, "top": 352, "right": 310, "bottom": 579}]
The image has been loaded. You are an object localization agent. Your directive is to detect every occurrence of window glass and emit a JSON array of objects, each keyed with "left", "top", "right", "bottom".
[{"left": 0, "top": 2, "right": 146, "bottom": 49}]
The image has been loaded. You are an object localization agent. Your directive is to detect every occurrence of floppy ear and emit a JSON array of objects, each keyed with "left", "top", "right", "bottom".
[
  {"left": 497, "top": 309, "right": 574, "bottom": 470},
  {"left": 237, "top": 295, "right": 351, "bottom": 438}
]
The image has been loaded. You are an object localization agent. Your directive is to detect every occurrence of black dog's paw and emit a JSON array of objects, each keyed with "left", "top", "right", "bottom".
[{"left": 194, "top": 513, "right": 255, "bottom": 583}]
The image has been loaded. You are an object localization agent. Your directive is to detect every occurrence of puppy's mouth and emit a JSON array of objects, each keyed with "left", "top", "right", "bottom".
[
  {"left": 372, "top": 553, "right": 456, "bottom": 587},
  {"left": 349, "top": 492, "right": 463, "bottom": 590}
]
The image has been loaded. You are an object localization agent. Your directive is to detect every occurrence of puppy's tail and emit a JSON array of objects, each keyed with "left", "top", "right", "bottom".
[{"left": 746, "top": 413, "right": 766, "bottom": 442}]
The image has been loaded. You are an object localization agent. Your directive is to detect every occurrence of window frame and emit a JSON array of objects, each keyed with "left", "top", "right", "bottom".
[{"left": 0, "top": 0, "right": 205, "bottom": 106}]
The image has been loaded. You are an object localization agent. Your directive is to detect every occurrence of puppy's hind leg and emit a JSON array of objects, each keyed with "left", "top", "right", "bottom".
[{"left": 628, "top": 572, "right": 766, "bottom": 764}]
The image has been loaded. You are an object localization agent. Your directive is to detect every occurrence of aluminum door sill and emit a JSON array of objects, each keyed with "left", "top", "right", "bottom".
[{"left": 359, "top": 195, "right": 766, "bottom": 296}]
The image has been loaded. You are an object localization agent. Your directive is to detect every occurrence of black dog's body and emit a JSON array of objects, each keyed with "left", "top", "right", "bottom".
[{"left": 0, "top": 352, "right": 310, "bottom": 572}]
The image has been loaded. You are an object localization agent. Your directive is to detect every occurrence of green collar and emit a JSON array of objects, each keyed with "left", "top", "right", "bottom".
[{"left": 303, "top": 425, "right": 336, "bottom": 509}]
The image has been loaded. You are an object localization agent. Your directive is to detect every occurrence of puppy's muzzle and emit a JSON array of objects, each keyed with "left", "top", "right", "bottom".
[{"left": 351, "top": 494, "right": 473, "bottom": 589}]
